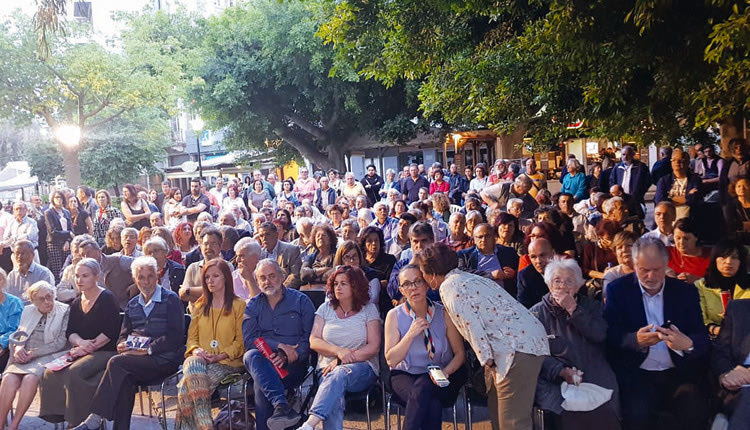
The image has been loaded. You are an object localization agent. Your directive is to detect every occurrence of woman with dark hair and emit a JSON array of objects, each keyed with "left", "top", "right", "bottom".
[
  {"left": 300, "top": 265, "right": 381, "bottom": 430},
  {"left": 497, "top": 212, "right": 524, "bottom": 255},
  {"left": 164, "top": 187, "right": 184, "bottom": 228},
  {"left": 429, "top": 170, "right": 450, "bottom": 195},
  {"left": 69, "top": 196, "right": 93, "bottom": 236},
  {"left": 719, "top": 138, "right": 750, "bottom": 204},
  {"left": 300, "top": 224, "right": 338, "bottom": 288},
  {"left": 173, "top": 221, "right": 198, "bottom": 266},
  {"left": 694, "top": 240, "right": 750, "bottom": 337},
  {"left": 535, "top": 206, "right": 576, "bottom": 252},
  {"left": 724, "top": 176, "right": 750, "bottom": 242},
  {"left": 120, "top": 184, "right": 151, "bottom": 231},
  {"left": 384, "top": 265, "right": 467, "bottom": 430},
  {"left": 275, "top": 209, "right": 296, "bottom": 242},
  {"left": 416, "top": 243, "right": 549, "bottom": 430},
  {"left": 248, "top": 179, "right": 271, "bottom": 213},
  {"left": 45, "top": 190, "right": 74, "bottom": 283},
  {"left": 587, "top": 162, "right": 603, "bottom": 191},
  {"left": 392, "top": 200, "right": 408, "bottom": 218},
  {"left": 517, "top": 222, "right": 570, "bottom": 272},
  {"left": 667, "top": 218, "right": 711, "bottom": 283},
  {"left": 93, "top": 190, "right": 122, "bottom": 248},
  {"left": 278, "top": 179, "right": 300, "bottom": 207},
  {"left": 152, "top": 227, "right": 183, "bottom": 264},
  {"left": 175, "top": 259, "right": 245, "bottom": 430},
  {"left": 582, "top": 219, "right": 621, "bottom": 280},
  {"left": 469, "top": 163, "right": 489, "bottom": 194},
  {"left": 360, "top": 226, "right": 397, "bottom": 283},
  {"left": 333, "top": 241, "right": 380, "bottom": 306}
]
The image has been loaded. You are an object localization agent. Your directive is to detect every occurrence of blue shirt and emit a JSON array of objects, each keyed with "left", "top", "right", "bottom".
[
  {"left": 242, "top": 288, "right": 315, "bottom": 361},
  {"left": 370, "top": 217, "right": 399, "bottom": 242},
  {"left": 0, "top": 294, "right": 23, "bottom": 349},
  {"left": 137, "top": 286, "right": 162, "bottom": 318}
]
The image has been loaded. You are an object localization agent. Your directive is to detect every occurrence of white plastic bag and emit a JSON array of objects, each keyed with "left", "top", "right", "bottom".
[{"left": 560, "top": 382, "right": 613, "bottom": 412}]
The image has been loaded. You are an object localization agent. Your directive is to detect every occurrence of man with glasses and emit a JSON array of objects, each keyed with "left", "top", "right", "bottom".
[{"left": 293, "top": 167, "right": 318, "bottom": 203}]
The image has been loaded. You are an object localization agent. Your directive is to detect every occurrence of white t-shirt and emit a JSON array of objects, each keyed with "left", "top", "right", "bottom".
[{"left": 315, "top": 302, "right": 380, "bottom": 373}]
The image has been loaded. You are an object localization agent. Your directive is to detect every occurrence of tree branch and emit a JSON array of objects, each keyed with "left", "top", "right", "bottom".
[
  {"left": 284, "top": 112, "right": 328, "bottom": 141},
  {"left": 37, "top": 108, "right": 59, "bottom": 129},
  {"left": 273, "top": 127, "right": 329, "bottom": 167},
  {"left": 81, "top": 99, "right": 110, "bottom": 121},
  {"left": 43, "top": 63, "right": 80, "bottom": 97},
  {"left": 86, "top": 107, "right": 128, "bottom": 129}
]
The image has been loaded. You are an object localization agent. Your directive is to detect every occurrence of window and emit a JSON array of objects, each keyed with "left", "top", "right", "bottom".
[{"left": 73, "top": 2, "right": 92, "bottom": 22}]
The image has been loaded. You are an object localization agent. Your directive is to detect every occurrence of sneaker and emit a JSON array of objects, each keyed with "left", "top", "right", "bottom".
[{"left": 266, "top": 404, "right": 301, "bottom": 430}]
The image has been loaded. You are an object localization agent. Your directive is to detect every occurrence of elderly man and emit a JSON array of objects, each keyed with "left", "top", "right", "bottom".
[
  {"left": 519, "top": 157, "right": 547, "bottom": 198},
  {"left": 370, "top": 202, "right": 398, "bottom": 242},
  {"left": 441, "top": 212, "right": 472, "bottom": 252},
  {"left": 243, "top": 259, "right": 315, "bottom": 430},
  {"left": 293, "top": 167, "right": 318, "bottom": 203},
  {"left": 72, "top": 256, "right": 185, "bottom": 430},
  {"left": 651, "top": 146, "right": 673, "bottom": 186},
  {"left": 457, "top": 223, "right": 519, "bottom": 295},
  {"left": 142, "top": 237, "right": 185, "bottom": 298},
  {"left": 179, "top": 227, "right": 229, "bottom": 303},
  {"left": 118, "top": 227, "right": 142, "bottom": 258},
  {"left": 257, "top": 222, "right": 301, "bottom": 289},
  {"left": 401, "top": 163, "right": 430, "bottom": 205},
  {"left": 340, "top": 172, "right": 366, "bottom": 202},
  {"left": 604, "top": 236, "right": 709, "bottom": 430},
  {"left": 149, "top": 212, "right": 164, "bottom": 228},
  {"left": 314, "top": 176, "right": 337, "bottom": 213},
  {"left": 642, "top": 202, "right": 677, "bottom": 246},
  {"left": 292, "top": 217, "right": 315, "bottom": 260},
  {"left": 481, "top": 175, "right": 539, "bottom": 220},
  {"left": 516, "top": 238, "right": 555, "bottom": 308},
  {"left": 78, "top": 240, "right": 135, "bottom": 310},
  {"left": 655, "top": 149, "right": 703, "bottom": 221},
  {"left": 609, "top": 145, "right": 651, "bottom": 212},
  {"left": 209, "top": 177, "right": 227, "bottom": 205},
  {"left": 0, "top": 201, "right": 39, "bottom": 272},
  {"left": 232, "top": 237, "right": 262, "bottom": 301},
  {"left": 6, "top": 240, "right": 54, "bottom": 301}
]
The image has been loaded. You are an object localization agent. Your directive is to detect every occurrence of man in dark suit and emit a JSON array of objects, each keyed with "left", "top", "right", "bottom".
[
  {"left": 650, "top": 146, "right": 673, "bottom": 186},
  {"left": 257, "top": 222, "right": 302, "bottom": 289},
  {"left": 457, "top": 223, "right": 519, "bottom": 296},
  {"left": 604, "top": 236, "right": 709, "bottom": 430},
  {"left": 609, "top": 145, "right": 652, "bottom": 216},
  {"left": 712, "top": 299, "right": 750, "bottom": 428},
  {"left": 516, "top": 238, "right": 554, "bottom": 308}
]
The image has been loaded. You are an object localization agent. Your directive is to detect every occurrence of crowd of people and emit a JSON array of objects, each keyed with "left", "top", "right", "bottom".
[{"left": 0, "top": 138, "right": 747, "bottom": 430}]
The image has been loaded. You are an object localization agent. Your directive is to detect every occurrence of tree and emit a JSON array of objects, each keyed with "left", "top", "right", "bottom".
[
  {"left": 190, "top": 0, "right": 425, "bottom": 170},
  {"left": 24, "top": 138, "right": 64, "bottom": 183},
  {"left": 318, "top": 0, "right": 747, "bottom": 148},
  {"left": 0, "top": 11, "right": 193, "bottom": 187}
]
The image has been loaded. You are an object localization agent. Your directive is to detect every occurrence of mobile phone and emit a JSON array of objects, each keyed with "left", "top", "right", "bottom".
[
  {"left": 661, "top": 320, "right": 673, "bottom": 329},
  {"left": 428, "top": 365, "right": 450, "bottom": 388}
]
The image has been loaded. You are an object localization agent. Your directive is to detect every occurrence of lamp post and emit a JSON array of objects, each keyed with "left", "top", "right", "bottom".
[
  {"left": 189, "top": 117, "right": 205, "bottom": 181},
  {"left": 55, "top": 124, "right": 82, "bottom": 188}
]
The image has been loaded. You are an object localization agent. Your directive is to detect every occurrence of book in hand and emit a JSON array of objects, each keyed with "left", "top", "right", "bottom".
[
  {"left": 45, "top": 353, "right": 76, "bottom": 372},
  {"left": 126, "top": 335, "right": 152, "bottom": 351}
]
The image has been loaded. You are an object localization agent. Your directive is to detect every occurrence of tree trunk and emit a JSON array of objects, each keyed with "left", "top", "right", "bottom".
[
  {"left": 719, "top": 115, "right": 745, "bottom": 157},
  {"left": 59, "top": 143, "right": 81, "bottom": 188},
  {"left": 326, "top": 142, "right": 346, "bottom": 172}
]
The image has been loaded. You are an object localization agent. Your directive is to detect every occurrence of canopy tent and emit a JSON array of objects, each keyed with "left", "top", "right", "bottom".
[{"left": 0, "top": 161, "right": 38, "bottom": 193}]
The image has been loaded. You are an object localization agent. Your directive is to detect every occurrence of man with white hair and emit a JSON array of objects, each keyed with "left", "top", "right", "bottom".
[
  {"left": 142, "top": 237, "right": 185, "bottom": 298},
  {"left": 482, "top": 175, "right": 538, "bottom": 220},
  {"left": 341, "top": 172, "right": 366, "bottom": 202},
  {"left": 0, "top": 201, "right": 39, "bottom": 272},
  {"left": 6, "top": 240, "right": 54, "bottom": 302},
  {"left": 604, "top": 236, "right": 709, "bottom": 430},
  {"left": 314, "top": 176, "right": 337, "bottom": 213},
  {"left": 293, "top": 167, "right": 317, "bottom": 202},
  {"left": 369, "top": 202, "right": 398, "bottom": 241},
  {"left": 232, "top": 237, "right": 262, "bottom": 301}
]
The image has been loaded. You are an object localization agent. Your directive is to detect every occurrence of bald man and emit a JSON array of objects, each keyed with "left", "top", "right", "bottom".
[{"left": 516, "top": 239, "right": 555, "bottom": 308}]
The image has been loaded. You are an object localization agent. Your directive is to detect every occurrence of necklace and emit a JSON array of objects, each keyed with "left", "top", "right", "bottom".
[{"left": 210, "top": 306, "right": 223, "bottom": 350}]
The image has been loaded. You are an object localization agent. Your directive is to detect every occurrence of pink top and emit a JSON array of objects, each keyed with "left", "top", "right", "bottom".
[
  {"left": 429, "top": 181, "right": 450, "bottom": 195},
  {"left": 294, "top": 178, "right": 319, "bottom": 202}
]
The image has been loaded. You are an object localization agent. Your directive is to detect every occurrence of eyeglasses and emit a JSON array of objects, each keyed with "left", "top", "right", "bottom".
[
  {"left": 401, "top": 279, "right": 427, "bottom": 290},
  {"left": 550, "top": 278, "right": 577, "bottom": 287}
]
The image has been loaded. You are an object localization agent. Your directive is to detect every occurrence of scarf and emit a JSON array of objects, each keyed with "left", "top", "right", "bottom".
[{"left": 405, "top": 298, "right": 435, "bottom": 361}]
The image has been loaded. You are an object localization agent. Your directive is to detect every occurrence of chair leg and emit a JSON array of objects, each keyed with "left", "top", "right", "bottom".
[
  {"left": 396, "top": 405, "right": 402, "bottom": 430},
  {"left": 365, "top": 391, "right": 371, "bottom": 430},
  {"left": 228, "top": 383, "right": 233, "bottom": 430},
  {"left": 452, "top": 402, "right": 458, "bottom": 430},
  {"left": 384, "top": 394, "right": 391, "bottom": 430},
  {"left": 464, "top": 390, "right": 472, "bottom": 430},
  {"left": 138, "top": 387, "right": 145, "bottom": 415},
  {"left": 147, "top": 386, "right": 154, "bottom": 417},
  {"left": 160, "top": 380, "right": 169, "bottom": 430},
  {"left": 243, "top": 379, "right": 250, "bottom": 430}
]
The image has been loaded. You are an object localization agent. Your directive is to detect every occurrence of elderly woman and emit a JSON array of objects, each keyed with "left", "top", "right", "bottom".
[
  {"left": 561, "top": 159, "right": 587, "bottom": 201},
  {"left": 531, "top": 258, "right": 620, "bottom": 429},
  {"left": 694, "top": 240, "right": 750, "bottom": 337},
  {"left": 39, "top": 258, "right": 120, "bottom": 427},
  {"left": 300, "top": 224, "right": 338, "bottom": 289},
  {"left": 72, "top": 256, "right": 185, "bottom": 430},
  {"left": 384, "top": 265, "right": 466, "bottom": 430},
  {"left": 0, "top": 269, "right": 22, "bottom": 372},
  {"left": 667, "top": 218, "right": 711, "bottom": 284},
  {"left": 232, "top": 238, "right": 262, "bottom": 301},
  {"left": 602, "top": 231, "right": 637, "bottom": 292},
  {"left": 357, "top": 208, "right": 375, "bottom": 232},
  {"left": 222, "top": 184, "right": 247, "bottom": 216},
  {"left": 380, "top": 169, "right": 399, "bottom": 200},
  {"left": 45, "top": 190, "right": 75, "bottom": 283},
  {"left": 92, "top": 190, "right": 122, "bottom": 248},
  {"left": 297, "top": 265, "right": 381, "bottom": 430},
  {"left": 176, "top": 259, "right": 245, "bottom": 430},
  {"left": 0, "top": 281, "right": 69, "bottom": 430},
  {"left": 120, "top": 184, "right": 151, "bottom": 231},
  {"left": 101, "top": 223, "right": 124, "bottom": 255},
  {"left": 333, "top": 241, "right": 380, "bottom": 307}
]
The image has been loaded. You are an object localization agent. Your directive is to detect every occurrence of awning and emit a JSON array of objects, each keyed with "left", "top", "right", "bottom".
[{"left": 0, "top": 162, "right": 38, "bottom": 192}]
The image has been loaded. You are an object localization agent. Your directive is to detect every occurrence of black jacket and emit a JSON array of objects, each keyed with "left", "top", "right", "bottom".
[
  {"left": 712, "top": 299, "right": 750, "bottom": 377},
  {"left": 517, "top": 264, "right": 549, "bottom": 309}
]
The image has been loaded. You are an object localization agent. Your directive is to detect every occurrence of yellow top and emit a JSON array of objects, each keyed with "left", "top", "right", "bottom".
[
  {"left": 186, "top": 298, "right": 246, "bottom": 367},
  {"left": 694, "top": 278, "right": 750, "bottom": 327}
]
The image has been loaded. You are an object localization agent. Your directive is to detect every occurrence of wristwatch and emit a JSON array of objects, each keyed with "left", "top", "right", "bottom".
[
  {"left": 684, "top": 345, "right": 695, "bottom": 354},
  {"left": 147, "top": 346, "right": 153, "bottom": 356}
]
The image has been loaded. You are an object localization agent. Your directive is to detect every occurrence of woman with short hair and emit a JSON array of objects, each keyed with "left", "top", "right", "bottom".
[
  {"left": 39, "top": 258, "right": 121, "bottom": 427},
  {"left": 531, "top": 258, "right": 620, "bottom": 429},
  {"left": 667, "top": 218, "right": 711, "bottom": 284},
  {"left": 384, "top": 265, "right": 466, "bottom": 430},
  {"left": 602, "top": 230, "right": 638, "bottom": 292},
  {"left": 561, "top": 159, "right": 587, "bottom": 202},
  {"left": 175, "top": 259, "right": 245, "bottom": 430},
  {"left": 0, "top": 281, "right": 69, "bottom": 429},
  {"left": 297, "top": 266, "right": 381, "bottom": 430}
]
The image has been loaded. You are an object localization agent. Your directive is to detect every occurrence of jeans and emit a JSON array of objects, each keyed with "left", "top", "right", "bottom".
[
  {"left": 244, "top": 349, "right": 307, "bottom": 430},
  {"left": 309, "top": 362, "right": 377, "bottom": 430}
]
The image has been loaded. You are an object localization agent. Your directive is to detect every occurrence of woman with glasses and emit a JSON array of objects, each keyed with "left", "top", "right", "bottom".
[
  {"left": 384, "top": 265, "right": 466, "bottom": 430},
  {"left": 333, "top": 241, "right": 380, "bottom": 308},
  {"left": 531, "top": 258, "right": 620, "bottom": 429}
]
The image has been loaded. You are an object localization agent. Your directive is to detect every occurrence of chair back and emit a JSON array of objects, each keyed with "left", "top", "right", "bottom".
[{"left": 302, "top": 289, "right": 327, "bottom": 310}]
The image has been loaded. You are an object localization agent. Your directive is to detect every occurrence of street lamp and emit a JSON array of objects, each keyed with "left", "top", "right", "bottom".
[{"left": 189, "top": 117, "right": 205, "bottom": 180}]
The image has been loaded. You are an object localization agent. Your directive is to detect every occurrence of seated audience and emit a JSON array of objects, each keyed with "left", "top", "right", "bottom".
[
  {"left": 175, "top": 259, "right": 245, "bottom": 429},
  {"left": 257, "top": 222, "right": 302, "bottom": 289},
  {"left": 73, "top": 256, "right": 185, "bottom": 430},
  {"left": 532, "top": 258, "right": 620, "bottom": 429},
  {"left": 333, "top": 241, "right": 381, "bottom": 307},
  {"left": 711, "top": 298, "right": 750, "bottom": 429},
  {"left": 386, "top": 222, "right": 440, "bottom": 304},
  {"left": 655, "top": 148, "right": 703, "bottom": 220},
  {"left": 6, "top": 240, "right": 54, "bottom": 302},
  {"left": 142, "top": 237, "right": 185, "bottom": 299},
  {"left": 243, "top": 259, "right": 315, "bottom": 430},
  {"left": 384, "top": 265, "right": 467, "bottom": 430},
  {"left": 298, "top": 266, "right": 381, "bottom": 430},
  {"left": 517, "top": 238, "right": 555, "bottom": 308},
  {"left": 496, "top": 213, "right": 524, "bottom": 254},
  {"left": 694, "top": 240, "right": 750, "bottom": 337},
  {"left": 385, "top": 213, "right": 417, "bottom": 259},
  {"left": 723, "top": 176, "right": 750, "bottom": 243},
  {"left": 517, "top": 222, "right": 571, "bottom": 272},
  {"left": 457, "top": 223, "right": 519, "bottom": 295},
  {"left": 602, "top": 231, "right": 638, "bottom": 293},
  {"left": 0, "top": 281, "right": 69, "bottom": 429},
  {"left": 442, "top": 213, "right": 473, "bottom": 252},
  {"left": 0, "top": 269, "right": 22, "bottom": 371},
  {"left": 179, "top": 227, "right": 228, "bottom": 303},
  {"left": 582, "top": 220, "right": 621, "bottom": 280},
  {"left": 642, "top": 201, "right": 676, "bottom": 246},
  {"left": 300, "top": 223, "right": 338, "bottom": 289},
  {"left": 667, "top": 218, "right": 711, "bottom": 284},
  {"left": 604, "top": 237, "right": 709, "bottom": 430},
  {"left": 39, "top": 258, "right": 120, "bottom": 427},
  {"left": 232, "top": 237, "right": 262, "bottom": 301}
]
